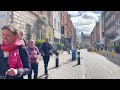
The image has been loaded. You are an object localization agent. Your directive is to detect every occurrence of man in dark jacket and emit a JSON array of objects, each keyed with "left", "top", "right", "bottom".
[{"left": 41, "top": 38, "right": 53, "bottom": 76}]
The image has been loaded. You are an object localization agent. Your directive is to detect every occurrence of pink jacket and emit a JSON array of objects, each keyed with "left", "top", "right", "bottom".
[{"left": 8, "top": 48, "right": 23, "bottom": 68}]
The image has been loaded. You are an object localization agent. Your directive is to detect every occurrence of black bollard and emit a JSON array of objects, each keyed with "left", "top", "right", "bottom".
[
  {"left": 77, "top": 52, "right": 80, "bottom": 65},
  {"left": 55, "top": 52, "right": 59, "bottom": 67}
]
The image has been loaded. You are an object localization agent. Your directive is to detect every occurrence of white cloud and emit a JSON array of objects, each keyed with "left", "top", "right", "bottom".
[
  {"left": 81, "top": 11, "right": 99, "bottom": 21},
  {"left": 68, "top": 11, "right": 102, "bottom": 35}
]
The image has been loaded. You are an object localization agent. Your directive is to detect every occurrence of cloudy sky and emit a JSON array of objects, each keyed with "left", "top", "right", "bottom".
[{"left": 67, "top": 11, "right": 102, "bottom": 37}]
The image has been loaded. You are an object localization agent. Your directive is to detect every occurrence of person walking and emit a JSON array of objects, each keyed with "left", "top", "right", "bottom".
[
  {"left": 41, "top": 37, "right": 53, "bottom": 76},
  {"left": 19, "top": 30, "right": 27, "bottom": 47},
  {"left": 0, "top": 23, "right": 31, "bottom": 79},
  {"left": 27, "top": 40, "right": 40, "bottom": 79}
]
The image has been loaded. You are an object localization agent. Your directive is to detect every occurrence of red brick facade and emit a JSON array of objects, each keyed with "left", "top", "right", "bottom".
[
  {"left": 91, "top": 22, "right": 100, "bottom": 45},
  {"left": 60, "top": 11, "right": 68, "bottom": 38}
]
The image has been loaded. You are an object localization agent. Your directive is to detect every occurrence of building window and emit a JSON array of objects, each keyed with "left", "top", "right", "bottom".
[
  {"left": 26, "top": 24, "right": 31, "bottom": 41},
  {"left": 61, "top": 26, "right": 64, "bottom": 34},
  {"left": 61, "top": 12, "right": 62, "bottom": 18}
]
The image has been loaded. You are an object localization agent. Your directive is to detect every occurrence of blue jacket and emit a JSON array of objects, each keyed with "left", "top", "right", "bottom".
[{"left": 0, "top": 46, "right": 31, "bottom": 79}]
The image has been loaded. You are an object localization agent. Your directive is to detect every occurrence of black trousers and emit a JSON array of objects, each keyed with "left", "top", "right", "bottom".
[
  {"left": 28, "top": 62, "right": 38, "bottom": 79},
  {"left": 43, "top": 56, "right": 50, "bottom": 74}
]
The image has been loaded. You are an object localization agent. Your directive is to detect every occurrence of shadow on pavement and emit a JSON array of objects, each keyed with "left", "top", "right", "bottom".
[
  {"left": 37, "top": 74, "right": 45, "bottom": 79},
  {"left": 48, "top": 66, "right": 58, "bottom": 70},
  {"left": 99, "top": 54, "right": 120, "bottom": 67},
  {"left": 60, "top": 58, "right": 82, "bottom": 66},
  {"left": 72, "top": 63, "right": 80, "bottom": 67},
  {"left": 37, "top": 74, "right": 49, "bottom": 79},
  {"left": 60, "top": 59, "right": 72, "bottom": 66}
]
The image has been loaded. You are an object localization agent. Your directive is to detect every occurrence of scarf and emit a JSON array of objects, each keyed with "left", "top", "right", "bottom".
[{"left": 0, "top": 39, "right": 24, "bottom": 69}]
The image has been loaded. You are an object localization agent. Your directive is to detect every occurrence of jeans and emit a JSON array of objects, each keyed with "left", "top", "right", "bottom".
[
  {"left": 28, "top": 62, "right": 38, "bottom": 79},
  {"left": 43, "top": 56, "right": 50, "bottom": 75}
]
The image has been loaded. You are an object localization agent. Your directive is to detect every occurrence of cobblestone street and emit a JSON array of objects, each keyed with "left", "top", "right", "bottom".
[
  {"left": 37, "top": 51, "right": 83, "bottom": 79},
  {"left": 24, "top": 49, "right": 120, "bottom": 79},
  {"left": 82, "top": 49, "right": 120, "bottom": 79}
]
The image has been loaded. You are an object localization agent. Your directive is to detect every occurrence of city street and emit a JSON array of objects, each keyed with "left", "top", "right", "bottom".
[
  {"left": 24, "top": 49, "right": 120, "bottom": 79},
  {"left": 81, "top": 49, "right": 120, "bottom": 79},
  {"left": 1, "top": 11, "right": 120, "bottom": 79}
]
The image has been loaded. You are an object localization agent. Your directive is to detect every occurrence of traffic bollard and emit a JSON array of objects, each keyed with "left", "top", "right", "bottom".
[
  {"left": 55, "top": 52, "right": 59, "bottom": 67},
  {"left": 77, "top": 51, "right": 80, "bottom": 65}
]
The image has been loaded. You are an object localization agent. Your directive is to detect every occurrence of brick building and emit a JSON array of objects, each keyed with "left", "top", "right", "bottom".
[
  {"left": 90, "top": 22, "right": 100, "bottom": 48},
  {"left": 60, "top": 11, "right": 68, "bottom": 44},
  {"left": 67, "top": 14, "right": 73, "bottom": 39},
  {"left": 92, "top": 24, "right": 97, "bottom": 46},
  {"left": 90, "top": 30, "right": 94, "bottom": 45},
  {"left": 81, "top": 32, "right": 91, "bottom": 48},
  {"left": 60, "top": 11, "right": 75, "bottom": 49},
  {"left": 96, "top": 22, "right": 100, "bottom": 44}
]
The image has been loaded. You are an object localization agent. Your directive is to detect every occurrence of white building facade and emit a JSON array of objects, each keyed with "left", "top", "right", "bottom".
[
  {"left": 0, "top": 11, "right": 39, "bottom": 44},
  {"left": 0, "top": 11, "right": 11, "bottom": 44},
  {"left": 12, "top": 11, "right": 39, "bottom": 42},
  {"left": 53, "top": 11, "right": 61, "bottom": 44}
]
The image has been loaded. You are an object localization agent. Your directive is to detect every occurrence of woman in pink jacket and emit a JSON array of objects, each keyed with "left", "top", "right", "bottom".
[{"left": 0, "top": 23, "right": 31, "bottom": 79}]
